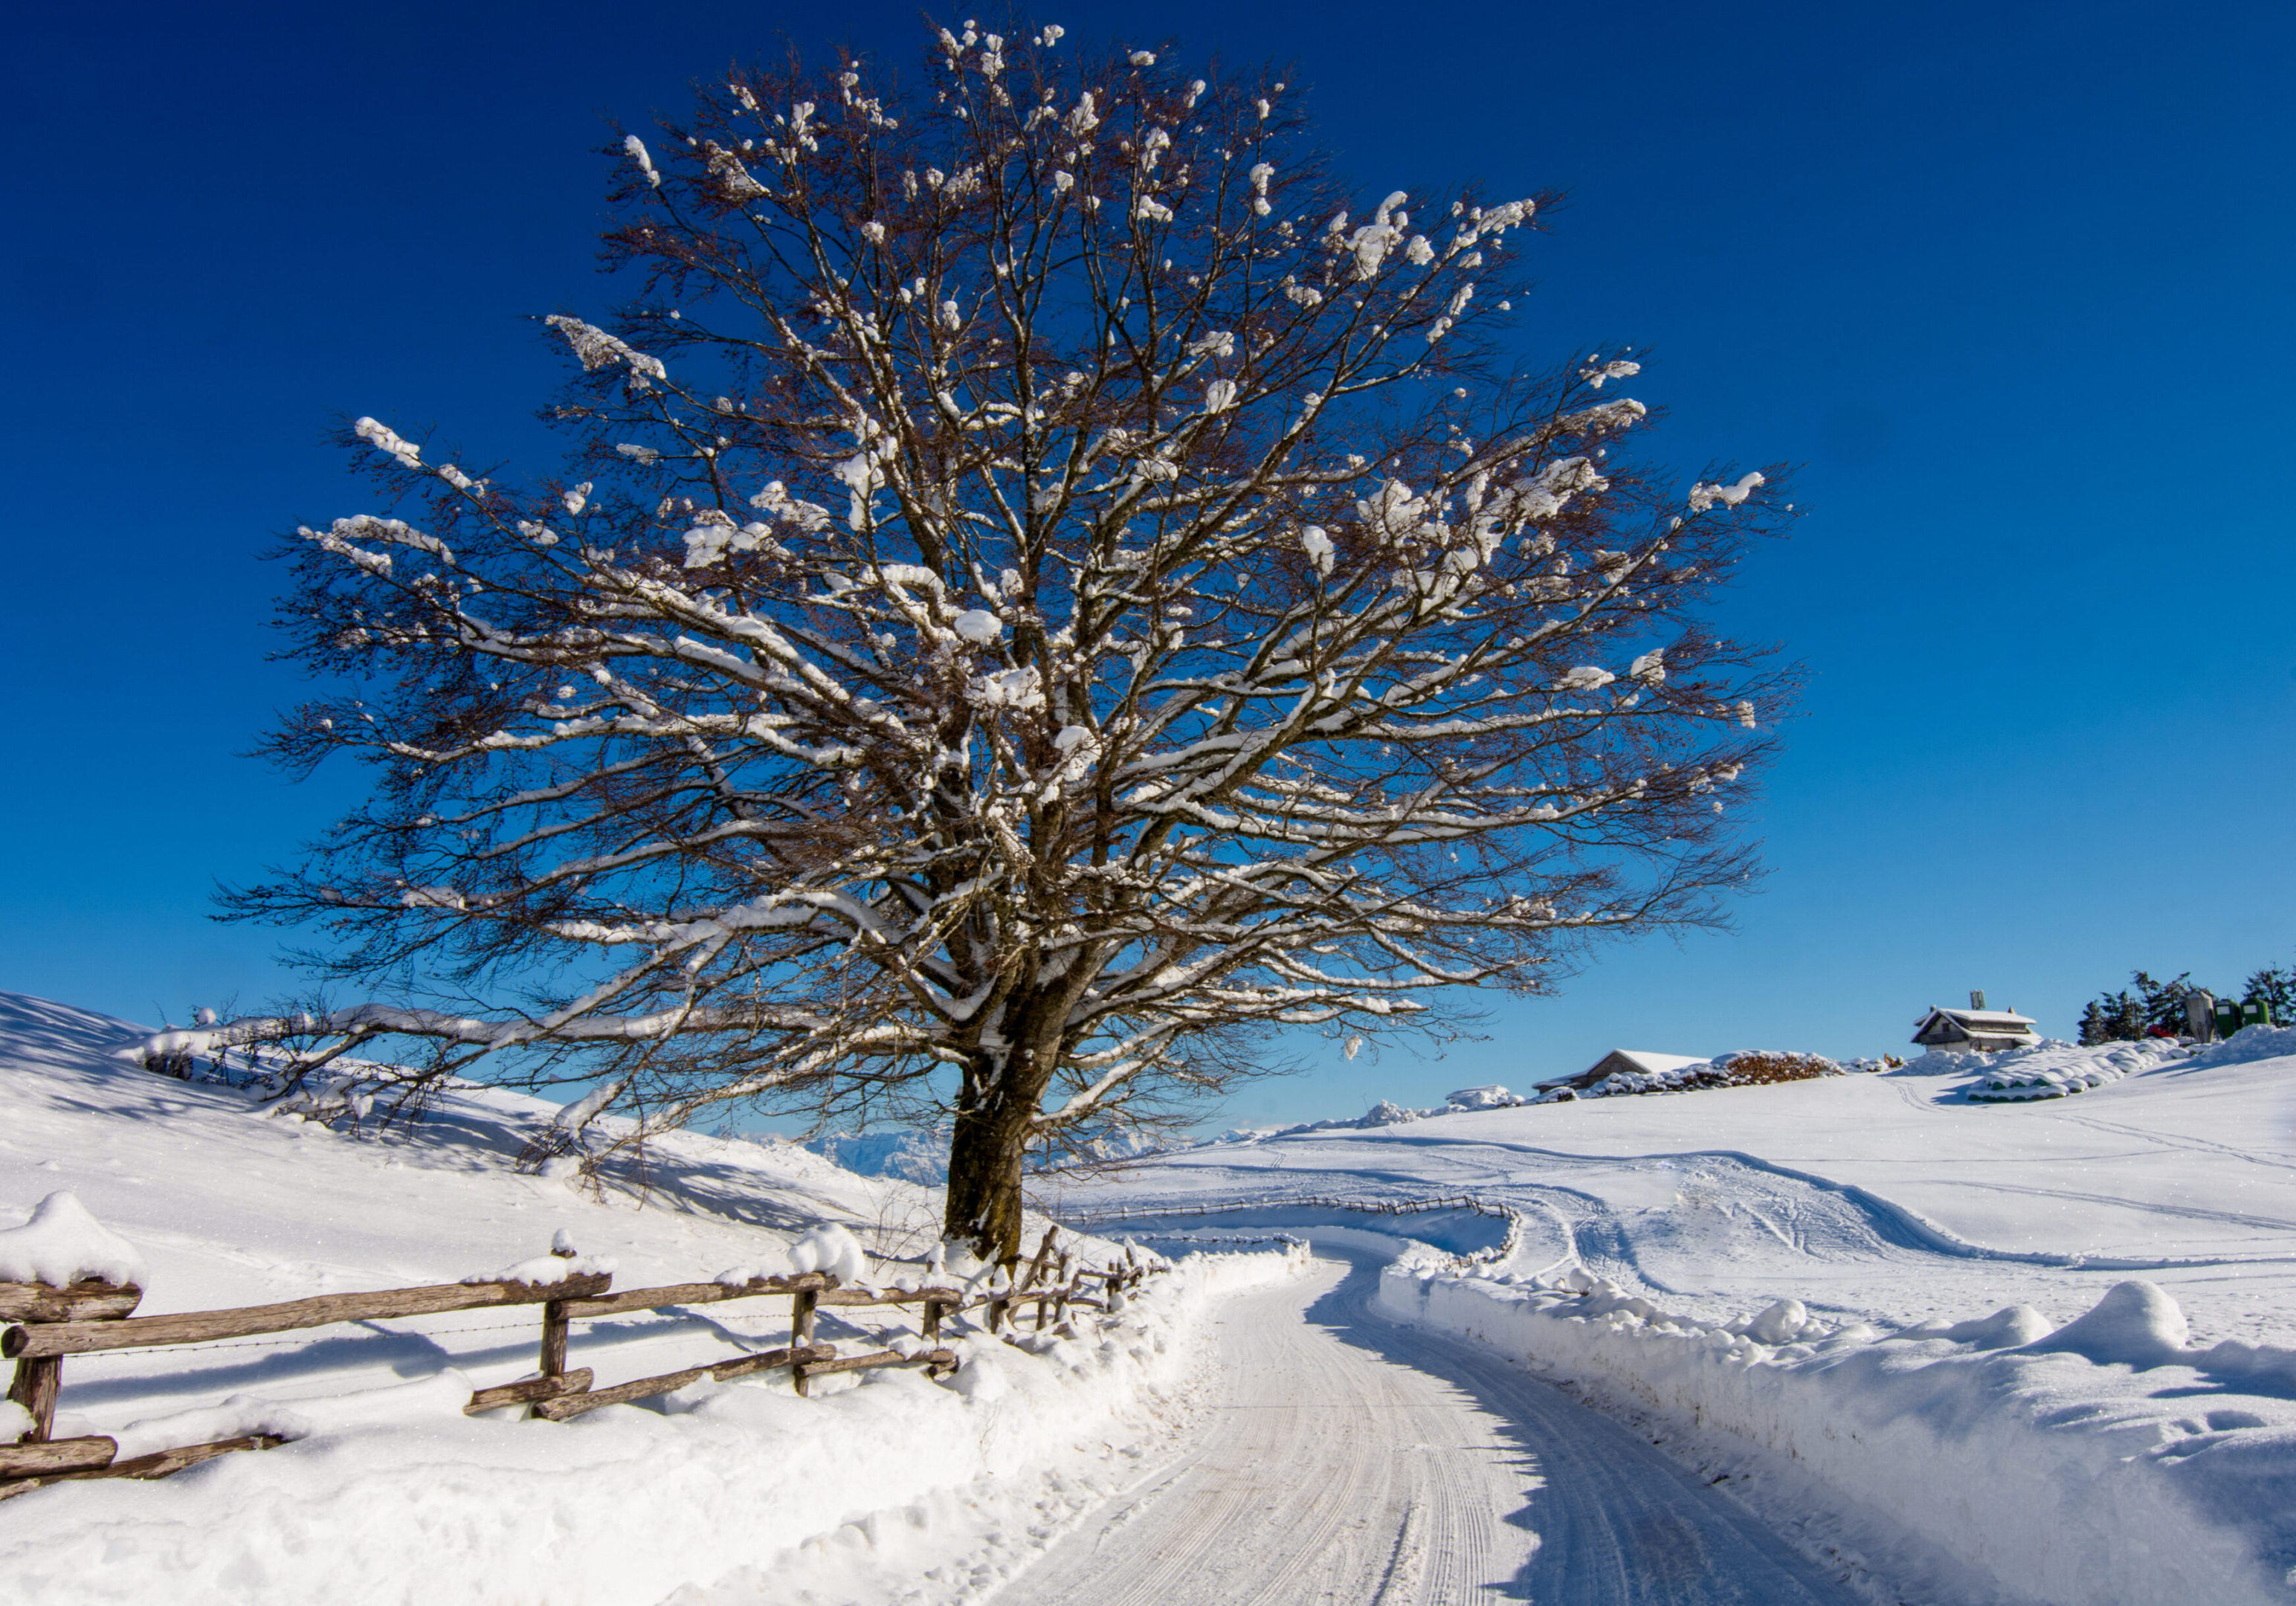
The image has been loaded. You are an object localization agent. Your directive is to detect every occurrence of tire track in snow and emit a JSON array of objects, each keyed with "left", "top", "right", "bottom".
[{"left": 993, "top": 1251, "right": 1856, "bottom": 1606}]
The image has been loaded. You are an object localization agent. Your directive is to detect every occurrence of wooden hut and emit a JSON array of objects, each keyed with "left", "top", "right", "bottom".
[
  {"left": 1912, "top": 993, "right": 2039, "bottom": 1054},
  {"left": 1535, "top": 1049, "right": 1708, "bottom": 1094}
]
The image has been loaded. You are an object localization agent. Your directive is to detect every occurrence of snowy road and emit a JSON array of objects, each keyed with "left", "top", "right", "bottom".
[{"left": 995, "top": 1251, "right": 1856, "bottom": 1606}]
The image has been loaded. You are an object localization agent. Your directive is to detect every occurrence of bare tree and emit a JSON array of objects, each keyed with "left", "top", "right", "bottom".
[{"left": 183, "top": 22, "right": 1792, "bottom": 1262}]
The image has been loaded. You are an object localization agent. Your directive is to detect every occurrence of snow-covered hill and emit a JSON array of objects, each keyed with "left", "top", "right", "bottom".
[
  {"left": 1057, "top": 1033, "right": 2296, "bottom": 1338},
  {"left": 0, "top": 992, "right": 1295, "bottom": 1604}
]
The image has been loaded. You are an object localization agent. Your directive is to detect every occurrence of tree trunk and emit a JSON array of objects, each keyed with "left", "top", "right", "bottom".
[{"left": 943, "top": 1076, "right": 1039, "bottom": 1266}]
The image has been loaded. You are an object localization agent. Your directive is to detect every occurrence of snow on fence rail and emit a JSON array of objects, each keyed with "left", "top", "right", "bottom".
[{"left": 1, "top": 1224, "right": 1150, "bottom": 1503}]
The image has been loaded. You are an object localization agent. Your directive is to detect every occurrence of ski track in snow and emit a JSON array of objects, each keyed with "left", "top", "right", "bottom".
[{"left": 994, "top": 1251, "right": 1857, "bottom": 1606}]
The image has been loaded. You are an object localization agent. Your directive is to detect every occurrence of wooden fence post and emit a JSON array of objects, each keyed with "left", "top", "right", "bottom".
[
  {"left": 4, "top": 1279, "right": 146, "bottom": 1445},
  {"left": 921, "top": 1297, "right": 942, "bottom": 1344},
  {"left": 532, "top": 1238, "right": 578, "bottom": 1393},
  {"left": 7, "top": 1357, "right": 60, "bottom": 1443},
  {"left": 538, "top": 1302, "right": 570, "bottom": 1379},
  {"left": 1023, "top": 1227, "right": 1059, "bottom": 1291},
  {"left": 790, "top": 1286, "right": 819, "bottom": 1396}
]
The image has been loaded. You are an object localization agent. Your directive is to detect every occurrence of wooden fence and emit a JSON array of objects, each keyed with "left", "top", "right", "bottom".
[{"left": 1, "top": 1226, "right": 1147, "bottom": 1503}]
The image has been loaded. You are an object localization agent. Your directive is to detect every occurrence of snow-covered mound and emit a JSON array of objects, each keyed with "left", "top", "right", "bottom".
[
  {"left": 2189, "top": 1021, "right": 2296, "bottom": 1069},
  {"left": 1964, "top": 1036, "right": 2187, "bottom": 1100},
  {"left": 1445, "top": 1083, "right": 1525, "bottom": 1111},
  {"left": 0, "top": 990, "right": 1301, "bottom": 1603},
  {"left": 0, "top": 1188, "right": 146, "bottom": 1288}
]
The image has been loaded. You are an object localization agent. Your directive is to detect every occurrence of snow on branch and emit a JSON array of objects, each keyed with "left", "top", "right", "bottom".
[{"left": 544, "top": 315, "right": 666, "bottom": 389}]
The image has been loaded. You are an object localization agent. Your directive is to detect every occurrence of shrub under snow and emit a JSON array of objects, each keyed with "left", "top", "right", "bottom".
[
  {"left": 1966, "top": 1037, "right": 2189, "bottom": 1101},
  {"left": 1544, "top": 1049, "right": 1882, "bottom": 1103}
]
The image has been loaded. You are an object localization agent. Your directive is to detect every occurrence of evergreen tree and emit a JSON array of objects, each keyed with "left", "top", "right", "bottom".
[
  {"left": 2132, "top": 970, "right": 2203, "bottom": 1036},
  {"left": 2076, "top": 986, "right": 2145, "bottom": 1042},
  {"left": 2111, "top": 989, "right": 2146, "bottom": 1041},
  {"left": 2244, "top": 965, "right": 2296, "bottom": 1025}
]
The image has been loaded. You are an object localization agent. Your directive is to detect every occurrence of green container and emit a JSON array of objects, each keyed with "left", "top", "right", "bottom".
[{"left": 2219, "top": 999, "right": 2274, "bottom": 1036}]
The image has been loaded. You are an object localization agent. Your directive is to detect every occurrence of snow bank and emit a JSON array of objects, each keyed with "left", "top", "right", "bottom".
[
  {"left": 58, "top": 1375, "right": 480, "bottom": 1468},
  {"left": 109, "top": 1399, "right": 316, "bottom": 1462},
  {"left": 0, "top": 1247, "right": 1305, "bottom": 1606},
  {"left": 1380, "top": 1264, "right": 2296, "bottom": 1605},
  {"left": 2189, "top": 1022, "right": 2296, "bottom": 1069},
  {"left": 0, "top": 1191, "right": 147, "bottom": 1289},
  {"left": 1445, "top": 1083, "right": 1524, "bottom": 1111}
]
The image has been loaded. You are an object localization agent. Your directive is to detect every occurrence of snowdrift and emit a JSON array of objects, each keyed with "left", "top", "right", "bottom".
[{"left": 1381, "top": 1263, "right": 2296, "bottom": 1606}]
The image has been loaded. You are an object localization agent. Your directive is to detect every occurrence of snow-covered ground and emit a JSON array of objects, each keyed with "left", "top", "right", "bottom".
[
  {"left": 18, "top": 989, "right": 2296, "bottom": 1605},
  {"left": 1048, "top": 1033, "right": 2296, "bottom": 1604},
  {"left": 0, "top": 992, "right": 1298, "bottom": 1603}
]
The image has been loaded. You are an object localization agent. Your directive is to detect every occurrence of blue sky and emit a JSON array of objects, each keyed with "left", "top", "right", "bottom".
[{"left": 3, "top": 0, "right": 2291, "bottom": 1130}]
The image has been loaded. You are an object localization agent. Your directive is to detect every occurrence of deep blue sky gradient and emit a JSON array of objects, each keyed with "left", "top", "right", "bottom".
[{"left": 4, "top": 1, "right": 2291, "bottom": 1129}]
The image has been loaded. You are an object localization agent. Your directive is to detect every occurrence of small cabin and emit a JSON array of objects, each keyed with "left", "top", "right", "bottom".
[
  {"left": 1536, "top": 1049, "right": 1708, "bottom": 1094},
  {"left": 1912, "top": 993, "right": 2038, "bottom": 1054}
]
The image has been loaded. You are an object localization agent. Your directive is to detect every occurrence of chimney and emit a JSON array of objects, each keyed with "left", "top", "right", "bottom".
[{"left": 1970, "top": 989, "right": 1987, "bottom": 1010}]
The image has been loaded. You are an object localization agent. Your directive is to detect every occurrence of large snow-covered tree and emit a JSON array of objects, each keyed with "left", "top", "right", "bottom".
[{"left": 194, "top": 22, "right": 1792, "bottom": 1260}]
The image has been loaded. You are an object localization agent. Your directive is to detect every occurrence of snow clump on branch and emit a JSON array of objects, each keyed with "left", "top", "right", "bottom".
[
  {"left": 544, "top": 315, "right": 666, "bottom": 388},
  {"left": 1689, "top": 471, "right": 1765, "bottom": 512}
]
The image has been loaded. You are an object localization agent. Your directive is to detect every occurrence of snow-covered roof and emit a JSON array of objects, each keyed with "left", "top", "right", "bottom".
[
  {"left": 1602, "top": 1050, "right": 1709, "bottom": 1074},
  {"left": 1916, "top": 1007, "right": 2037, "bottom": 1030},
  {"left": 1533, "top": 1048, "right": 1712, "bottom": 1089}
]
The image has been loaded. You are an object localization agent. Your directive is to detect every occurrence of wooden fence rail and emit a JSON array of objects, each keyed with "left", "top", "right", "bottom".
[
  {"left": 1, "top": 1274, "right": 613, "bottom": 1360},
  {"left": 2, "top": 1226, "right": 1154, "bottom": 1503}
]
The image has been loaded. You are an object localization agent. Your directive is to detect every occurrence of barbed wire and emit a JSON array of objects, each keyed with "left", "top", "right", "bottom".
[
  {"left": 61, "top": 1294, "right": 944, "bottom": 1363},
  {"left": 62, "top": 1306, "right": 776, "bottom": 1361}
]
